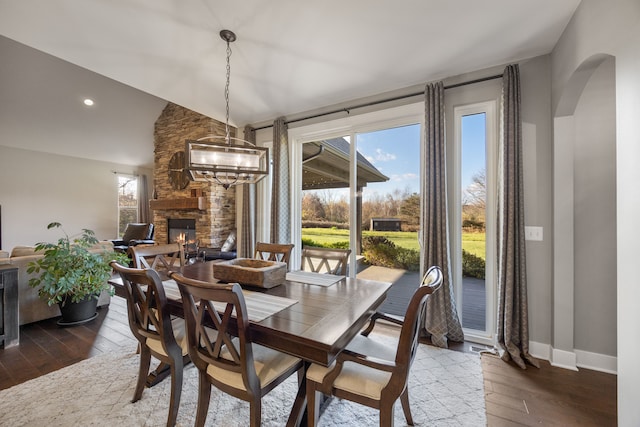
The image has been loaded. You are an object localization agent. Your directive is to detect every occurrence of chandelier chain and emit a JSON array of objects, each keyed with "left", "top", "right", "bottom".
[{"left": 224, "top": 39, "right": 232, "bottom": 143}]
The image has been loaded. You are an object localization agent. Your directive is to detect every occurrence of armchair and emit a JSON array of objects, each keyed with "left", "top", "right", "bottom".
[{"left": 111, "top": 223, "right": 155, "bottom": 253}]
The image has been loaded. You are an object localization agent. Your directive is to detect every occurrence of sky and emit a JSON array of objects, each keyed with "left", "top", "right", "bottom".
[
  {"left": 357, "top": 124, "right": 421, "bottom": 199},
  {"left": 355, "top": 116, "right": 485, "bottom": 201},
  {"left": 306, "top": 117, "right": 486, "bottom": 201},
  {"left": 461, "top": 113, "right": 486, "bottom": 189}
]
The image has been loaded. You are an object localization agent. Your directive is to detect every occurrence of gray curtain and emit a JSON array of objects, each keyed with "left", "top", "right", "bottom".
[
  {"left": 138, "top": 174, "right": 150, "bottom": 223},
  {"left": 421, "top": 82, "right": 464, "bottom": 348},
  {"left": 270, "top": 117, "right": 291, "bottom": 244},
  {"left": 497, "top": 64, "right": 539, "bottom": 369},
  {"left": 239, "top": 125, "right": 257, "bottom": 258}
]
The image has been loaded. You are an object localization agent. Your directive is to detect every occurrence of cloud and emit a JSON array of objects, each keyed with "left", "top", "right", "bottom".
[
  {"left": 374, "top": 149, "right": 396, "bottom": 161},
  {"left": 367, "top": 149, "right": 396, "bottom": 164},
  {"left": 390, "top": 172, "right": 418, "bottom": 182}
]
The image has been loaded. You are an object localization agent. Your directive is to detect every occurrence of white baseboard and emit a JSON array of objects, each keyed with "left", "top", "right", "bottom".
[
  {"left": 529, "top": 340, "right": 551, "bottom": 361},
  {"left": 529, "top": 341, "right": 616, "bottom": 374},
  {"left": 575, "top": 349, "right": 617, "bottom": 374},
  {"left": 551, "top": 348, "right": 578, "bottom": 371}
]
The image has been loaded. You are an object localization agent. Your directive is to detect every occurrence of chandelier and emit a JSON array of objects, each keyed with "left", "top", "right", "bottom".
[{"left": 185, "top": 30, "right": 269, "bottom": 189}]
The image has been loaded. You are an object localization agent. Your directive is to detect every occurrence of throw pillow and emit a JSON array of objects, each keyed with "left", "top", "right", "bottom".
[{"left": 221, "top": 230, "right": 237, "bottom": 252}]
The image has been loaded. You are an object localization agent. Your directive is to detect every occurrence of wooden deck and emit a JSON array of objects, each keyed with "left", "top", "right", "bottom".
[{"left": 356, "top": 266, "right": 486, "bottom": 330}]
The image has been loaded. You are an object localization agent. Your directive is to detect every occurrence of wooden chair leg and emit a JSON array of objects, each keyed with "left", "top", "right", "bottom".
[
  {"left": 166, "top": 362, "right": 183, "bottom": 427},
  {"left": 306, "top": 380, "right": 320, "bottom": 427},
  {"left": 195, "top": 373, "right": 212, "bottom": 427},
  {"left": 249, "top": 399, "right": 262, "bottom": 427},
  {"left": 400, "top": 388, "right": 414, "bottom": 425},
  {"left": 379, "top": 401, "right": 395, "bottom": 427},
  {"left": 133, "top": 346, "right": 151, "bottom": 402}
]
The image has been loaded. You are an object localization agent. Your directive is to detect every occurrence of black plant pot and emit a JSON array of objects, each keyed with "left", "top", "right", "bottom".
[{"left": 57, "top": 294, "right": 99, "bottom": 326}]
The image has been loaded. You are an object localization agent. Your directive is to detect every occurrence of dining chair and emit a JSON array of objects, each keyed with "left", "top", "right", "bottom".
[
  {"left": 130, "top": 242, "right": 185, "bottom": 276},
  {"left": 301, "top": 246, "right": 351, "bottom": 276},
  {"left": 360, "top": 266, "right": 438, "bottom": 337},
  {"left": 306, "top": 265, "right": 443, "bottom": 427},
  {"left": 254, "top": 242, "right": 295, "bottom": 270},
  {"left": 169, "top": 272, "right": 304, "bottom": 427},
  {"left": 110, "top": 261, "right": 189, "bottom": 427}
]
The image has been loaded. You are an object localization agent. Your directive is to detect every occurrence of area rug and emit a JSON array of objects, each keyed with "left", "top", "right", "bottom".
[{"left": 0, "top": 330, "right": 485, "bottom": 426}]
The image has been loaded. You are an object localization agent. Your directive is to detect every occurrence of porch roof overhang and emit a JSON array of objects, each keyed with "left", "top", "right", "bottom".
[{"left": 302, "top": 138, "right": 388, "bottom": 190}]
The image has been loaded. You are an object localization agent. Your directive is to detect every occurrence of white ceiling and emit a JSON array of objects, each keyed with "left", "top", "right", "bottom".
[{"left": 0, "top": 0, "right": 581, "bottom": 167}]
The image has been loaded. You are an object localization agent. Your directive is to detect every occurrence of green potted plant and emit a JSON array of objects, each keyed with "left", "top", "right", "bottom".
[{"left": 27, "top": 222, "right": 128, "bottom": 325}]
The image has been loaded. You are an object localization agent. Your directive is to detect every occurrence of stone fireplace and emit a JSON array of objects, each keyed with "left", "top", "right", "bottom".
[{"left": 151, "top": 103, "right": 237, "bottom": 248}]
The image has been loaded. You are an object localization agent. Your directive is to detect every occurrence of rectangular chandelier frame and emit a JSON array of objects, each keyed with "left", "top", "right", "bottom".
[{"left": 185, "top": 138, "right": 269, "bottom": 186}]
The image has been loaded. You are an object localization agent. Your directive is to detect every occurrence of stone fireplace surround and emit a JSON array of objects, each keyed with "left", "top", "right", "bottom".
[{"left": 152, "top": 103, "right": 236, "bottom": 249}]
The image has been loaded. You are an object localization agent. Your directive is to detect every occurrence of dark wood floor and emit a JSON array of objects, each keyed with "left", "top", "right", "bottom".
[
  {"left": 482, "top": 353, "right": 617, "bottom": 426},
  {"left": 0, "top": 297, "right": 617, "bottom": 426}
]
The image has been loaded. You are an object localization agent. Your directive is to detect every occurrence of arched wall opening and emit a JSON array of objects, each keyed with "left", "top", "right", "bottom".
[{"left": 552, "top": 54, "right": 617, "bottom": 372}]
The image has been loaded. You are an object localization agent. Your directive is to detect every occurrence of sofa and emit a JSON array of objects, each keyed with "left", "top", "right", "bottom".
[
  {"left": 202, "top": 230, "right": 237, "bottom": 261},
  {"left": 0, "top": 242, "right": 113, "bottom": 326}
]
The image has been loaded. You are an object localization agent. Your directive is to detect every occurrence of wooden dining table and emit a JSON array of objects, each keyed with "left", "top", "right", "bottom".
[{"left": 109, "top": 259, "right": 391, "bottom": 426}]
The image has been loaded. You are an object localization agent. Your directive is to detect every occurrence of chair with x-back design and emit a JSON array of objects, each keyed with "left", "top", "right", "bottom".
[
  {"left": 254, "top": 242, "right": 294, "bottom": 271},
  {"left": 169, "top": 272, "right": 304, "bottom": 427},
  {"left": 301, "top": 246, "right": 351, "bottom": 276},
  {"left": 130, "top": 243, "right": 185, "bottom": 277},
  {"left": 110, "top": 261, "right": 189, "bottom": 427}
]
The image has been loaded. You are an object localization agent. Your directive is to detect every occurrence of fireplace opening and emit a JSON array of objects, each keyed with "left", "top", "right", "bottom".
[{"left": 167, "top": 218, "right": 196, "bottom": 245}]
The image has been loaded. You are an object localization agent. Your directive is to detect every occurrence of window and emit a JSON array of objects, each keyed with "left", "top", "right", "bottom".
[
  {"left": 117, "top": 174, "right": 138, "bottom": 236},
  {"left": 453, "top": 101, "right": 496, "bottom": 345}
]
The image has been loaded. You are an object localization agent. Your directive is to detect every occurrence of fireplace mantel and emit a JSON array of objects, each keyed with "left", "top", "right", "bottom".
[{"left": 149, "top": 197, "right": 206, "bottom": 211}]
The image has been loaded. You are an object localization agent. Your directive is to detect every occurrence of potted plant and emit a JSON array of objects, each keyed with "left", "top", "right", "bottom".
[{"left": 27, "top": 222, "right": 128, "bottom": 325}]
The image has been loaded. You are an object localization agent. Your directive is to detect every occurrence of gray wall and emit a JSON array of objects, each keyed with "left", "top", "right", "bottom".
[
  {"left": 550, "top": 0, "right": 640, "bottom": 423},
  {"left": 519, "top": 55, "right": 555, "bottom": 346},
  {"left": 573, "top": 57, "right": 616, "bottom": 356},
  {"left": 0, "top": 145, "right": 151, "bottom": 251}
]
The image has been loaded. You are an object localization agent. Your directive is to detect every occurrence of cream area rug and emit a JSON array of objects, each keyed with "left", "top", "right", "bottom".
[{"left": 0, "top": 329, "right": 485, "bottom": 426}]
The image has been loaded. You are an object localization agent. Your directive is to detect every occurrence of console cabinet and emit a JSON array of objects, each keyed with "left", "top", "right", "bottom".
[{"left": 0, "top": 265, "right": 18, "bottom": 347}]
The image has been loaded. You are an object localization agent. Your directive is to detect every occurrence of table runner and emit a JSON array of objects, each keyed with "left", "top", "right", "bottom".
[
  {"left": 161, "top": 280, "right": 298, "bottom": 322},
  {"left": 286, "top": 270, "right": 344, "bottom": 287}
]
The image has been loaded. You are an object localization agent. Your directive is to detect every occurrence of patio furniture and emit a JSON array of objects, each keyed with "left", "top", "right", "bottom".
[
  {"left": 170, "top": 272, "right": 304, "bottom": 427},
  {"left": 301, "top": 246, "right": 351, "bottom": 276},
  {"left": 110, "top": 262, "right": 190, "bottom": 427},
  {"left": 305, "top": 265, "right": 443, "bottom": 427}
]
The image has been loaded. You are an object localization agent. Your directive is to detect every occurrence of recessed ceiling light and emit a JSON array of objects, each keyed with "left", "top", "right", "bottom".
[{"left": 83, "top": 98, "right": 94, "bottom": 106}]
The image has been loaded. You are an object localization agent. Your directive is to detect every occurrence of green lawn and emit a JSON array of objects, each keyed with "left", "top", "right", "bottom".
[{"left": 301, "top": 228, "right": 486, "bottom": 260}]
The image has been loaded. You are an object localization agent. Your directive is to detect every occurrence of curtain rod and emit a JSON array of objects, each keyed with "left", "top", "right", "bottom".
[
  {"left": 111, "top": 170, "right": 139, "bottom": 177},
  {"left": 252, "top": 73, "right": 503, "bottom": 131}
]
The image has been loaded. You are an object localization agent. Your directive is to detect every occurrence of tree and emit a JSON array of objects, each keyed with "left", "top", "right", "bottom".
[
  {"left": 399, "top": 193, "right": 420, "bottom": 226},
  {"left": 462, "top": 169, "right": 486, "bottom": 230},
  {"left": 302, "top": 192, "right": 325, "bottom": 221},
  {"left": 462, "top": 169, "right": 486, "bottom": 210}
]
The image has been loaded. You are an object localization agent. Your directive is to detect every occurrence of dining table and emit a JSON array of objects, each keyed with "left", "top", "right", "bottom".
[{"left": 109, "top": 259, "right": 392, "bottom": 426}]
